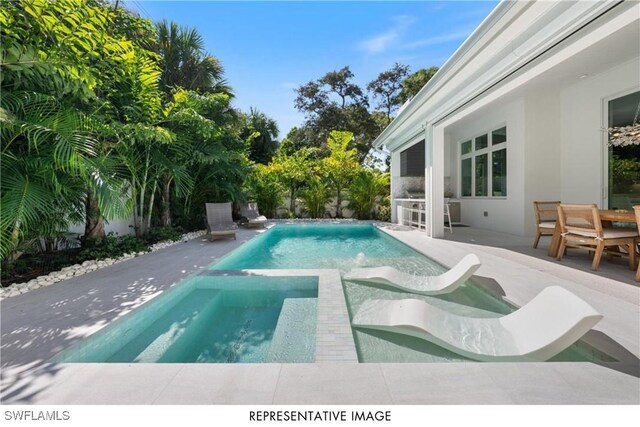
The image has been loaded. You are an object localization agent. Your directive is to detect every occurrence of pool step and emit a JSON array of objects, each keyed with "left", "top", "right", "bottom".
[
  {"left": 107, "top": 289, "right": 223, "bottom": 363},
  {"left": 267, "top": 298, "right": 317, "bottom": 363}
]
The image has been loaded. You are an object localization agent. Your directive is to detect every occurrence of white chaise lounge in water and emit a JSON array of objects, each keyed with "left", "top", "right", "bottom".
[
  {"left": 352, "top": 286, "right": 603, "bottom": 362},
  {"left": 343, "top": 254, "right": 481, "bottom": 296}
]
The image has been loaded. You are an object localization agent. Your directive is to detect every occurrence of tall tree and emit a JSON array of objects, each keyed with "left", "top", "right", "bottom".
[
  {"left": 294, "top": 66, "right": 380, "bottom": 162},
  {"left": 398, "top": 66, "right": 439, "bottom": 104},
  {"left": 241, "top": 108, "right": 279, "bottom": 165},
  {"left": 155, "top": 21, "right": 235, "bottom": 227},
  {"left": 367, "top": 63, "right": 410, "bottom": 120},
  {"left": 161, "top": 89, "right": 247, "bottom": 230}
]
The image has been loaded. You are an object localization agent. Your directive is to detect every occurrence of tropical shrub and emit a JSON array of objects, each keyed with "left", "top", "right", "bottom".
[
  {"left": 347, "top": 170, "right": 390, "bottom": 220},
  {"left": 323, "top": 131, "right": 360, "bottom": 218},
  {"left": 299, "top": 177, "right": 332, "bottom": 218},
  {"left": 244, "top": 164, "right": 284, "bottom": 218},
  {"left": 269, "top": 148, "right": 317, "bottom": 214},
  {"left": 145, "top": 227, "right": 183, "bottom": 244},
  {"left": 78, "top": 233, "right": 150, "bottom": 261}
]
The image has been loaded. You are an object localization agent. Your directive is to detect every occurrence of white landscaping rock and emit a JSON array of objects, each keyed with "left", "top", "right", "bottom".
[{"left": 3, "top": 229, "right": 207, "bottom": 299}]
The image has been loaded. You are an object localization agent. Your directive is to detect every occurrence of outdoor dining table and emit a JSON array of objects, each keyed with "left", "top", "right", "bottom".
[{"left": 547, "top": 210, "right": 638, "bottom": 258}]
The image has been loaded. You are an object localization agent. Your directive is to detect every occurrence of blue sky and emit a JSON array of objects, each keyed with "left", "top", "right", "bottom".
[{"left": 128, "top": 1, "right": 498, "bottom": 136}]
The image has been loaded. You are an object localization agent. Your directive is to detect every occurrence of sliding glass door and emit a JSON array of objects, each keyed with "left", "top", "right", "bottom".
[{"left": 607, "top": 91, "right": 640, "bottom": 210}]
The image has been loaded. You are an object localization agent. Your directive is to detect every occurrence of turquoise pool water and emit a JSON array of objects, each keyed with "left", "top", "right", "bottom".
[
  {"left": 211, "top": 223, "right": 606, "bottom": 363},
  {"left": 55, "top": 276, "right": 318, "bottom": 363}
]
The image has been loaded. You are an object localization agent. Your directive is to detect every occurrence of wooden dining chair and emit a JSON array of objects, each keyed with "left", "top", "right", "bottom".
[
  {"left": 634, "top": 205, "right": 640, "bottom": 282},
  {"left": 556, "top": 204, "right": 638, "bottom": 271},
  {"left": 533, "top": 201, "right": 560, "bottom": 248}
]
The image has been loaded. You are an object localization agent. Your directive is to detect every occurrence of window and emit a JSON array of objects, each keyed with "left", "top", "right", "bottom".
[
  {"left": 461, "top": 140, "right": 472, "bottom": 155},
  {"left": 475, "top": 134, "right": 488, "bottom": 150},
  {"left": 461, "top": 158, "right": 472, "bottom": 197},
  {"left": 459, "top": 126, "right": 507, "bottom": 198},
  {"left": 400, "top": 140, "right": 425, "bottom": 177},
  {"left": 492, "top": 127, "right": 507, "bottom": 145},
  {"left": 492, "top": 149, "right": 507, "bottom": 196},
  {"left": 475, "top": 154, "right": 488, "bottom": 196}
]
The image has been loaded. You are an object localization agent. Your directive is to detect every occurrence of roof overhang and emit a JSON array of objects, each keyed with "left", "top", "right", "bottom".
[{"left": 375, "top": 0, "right": 636, "bottom": 151}]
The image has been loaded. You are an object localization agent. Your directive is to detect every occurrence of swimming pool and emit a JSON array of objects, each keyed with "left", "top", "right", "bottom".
[
  {"left": 55, "top": 276, "right": 318, "bottom": 363},
  {"left": 212, "top": 223, "right": 607, "bottom": 363}
]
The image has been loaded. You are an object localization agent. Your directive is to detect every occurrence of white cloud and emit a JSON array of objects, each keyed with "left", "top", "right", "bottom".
[
  {"left": 403, "top": 29, "right": 472, "bottom": 50},
  {"left": 358, "top": 30, "right": 399, "bottom": 54},
  {"left": 358, "top": 15, "right": 417, "bottom": 54}
]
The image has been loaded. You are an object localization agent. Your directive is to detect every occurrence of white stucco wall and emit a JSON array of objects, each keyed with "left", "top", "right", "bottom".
[
  {"left": 522, "top": 87, "right": 562, "bottom": 235},
  {"left": 67, "top": 216, "right": 136, "bottom": 238},
  {"left": 559, "top": 58, "right": 640, "bottom": 208},
  {"left": 445, "top": 98, "right": 526, "bottom": 235}
]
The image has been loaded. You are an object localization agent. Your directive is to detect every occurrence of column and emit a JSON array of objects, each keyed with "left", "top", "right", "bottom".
[{"left": 425, "top": 124, "right": 445, "bottom": 237}]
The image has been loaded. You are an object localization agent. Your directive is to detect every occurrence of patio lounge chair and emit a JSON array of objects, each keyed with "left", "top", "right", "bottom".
[
  {"left": 352, "top": 286, "right": 602, "bottom": 362},
  {"left": 343, "top": 254, "right": 481, "bottom": 295},
  {"left": 240, "top": 202, "right": 268, "bottom": 228},
  {"left": 205, "top": 202, "right": 238, "bottom": 240}
]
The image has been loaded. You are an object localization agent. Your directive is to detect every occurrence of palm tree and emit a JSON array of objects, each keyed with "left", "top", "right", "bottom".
[
  {"left": 156, "top": 20, "right": 232, "bottom": 96},
  {"left": 155, "top": 21, "right": 236, "bottom": 227},
  {"left": 0, "top": 92, "right": 130, "bottom": 260},
  {"left": 242, "top": 108, "right": 279, "bottom": 165}
]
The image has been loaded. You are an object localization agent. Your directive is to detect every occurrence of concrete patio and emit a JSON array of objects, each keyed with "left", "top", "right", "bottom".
[{"left": 1, "top": 224, "right": 639, "bottom": 404}]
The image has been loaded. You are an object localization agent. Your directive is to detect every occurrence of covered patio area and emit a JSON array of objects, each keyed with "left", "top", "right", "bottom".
[{"left": 443, "top": 225, "right": 639, "bottom": 286}]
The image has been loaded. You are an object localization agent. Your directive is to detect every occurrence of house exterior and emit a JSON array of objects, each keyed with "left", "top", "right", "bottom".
[{"left": 376, "top": 1, "right": 640, "bottom": 238}]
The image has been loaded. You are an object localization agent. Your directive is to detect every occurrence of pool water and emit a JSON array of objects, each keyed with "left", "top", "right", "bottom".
[
  {"left": 212, "top": 223, "right": 431, "bottom": 272},
  {"left": 212, "top": 223, "right": 608, "bottom": 363},
  {"left": 55, "top": 276, "right": 318, "bottom": 363}
]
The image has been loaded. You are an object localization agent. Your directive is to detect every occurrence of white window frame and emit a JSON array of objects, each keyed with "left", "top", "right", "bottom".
[{"left": 459, "top": 125, "right": 507, "bottom": 199}]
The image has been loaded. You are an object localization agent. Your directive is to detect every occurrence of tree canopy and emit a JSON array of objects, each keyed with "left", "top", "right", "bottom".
[{"left": 289, "top": 63, "right": 439, "bottom": 164}]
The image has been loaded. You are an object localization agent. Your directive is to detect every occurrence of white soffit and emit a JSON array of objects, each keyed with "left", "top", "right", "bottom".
[{"left": 376, "top": 0, "right": 636, "bottom": 150}]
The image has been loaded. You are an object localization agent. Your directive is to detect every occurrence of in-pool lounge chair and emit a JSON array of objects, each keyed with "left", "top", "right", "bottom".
[
  {"left": 352, "top": 286, "right": 602, "bottom": 362},
  {"left": 240, "top": 202, "right": 268, "bottom": 228},
  {"left": 343, "top": 254, "right": 481, "bottom": 295},
  {"left": 205, "top": 202, "right": 238, "bottom": 240}
]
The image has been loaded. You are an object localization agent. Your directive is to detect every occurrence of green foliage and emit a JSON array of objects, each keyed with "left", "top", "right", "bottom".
[
  {"left": 323, "top": 131, "right": 361, "bottom": 217},
  {"left": 78, "top": 233, "right": 150, "bottom": 261},
  {"left": 294, "top": 66, "right": 381, "bottom": 162},
  {"left": 367, "top": 63, "right": 410, "bottom": 119},
  {"left": 244, "top": 164, "right": 284, "bottom": 218},
  {"left": 611, "top": 153, "right": 640, "bottom": 193},
  {"left": 398, "top": 67, "right": 439, "bottom": 104},
  {"left": 145, "top": 227, "right": 183, "bottom": 244},
  {"left": 0, "top": 91, "right": 130, "bottom": 259},
  {"left": 156, "top": 20, "right": 231, "bottom": 96},
  {"left": 269, "top": 148, "right": 317, "bottom": 214},
  {"left": 347, "top": 170, "right": 390, "bottom": 220},
  {"left": 299, "top": 177, "right": 331, "bottom": 218},
  {"left": 241, "top": 108, "right": 279, "bottom": 164},
  {"left": 377, "top": 195, "right": 391, "bottom": 222},
  {"left": 0, "top": 1, "right": 249, "bottom": 267},
  {"left": 165, "top": 89, "right": 249, "bottom": 228}
]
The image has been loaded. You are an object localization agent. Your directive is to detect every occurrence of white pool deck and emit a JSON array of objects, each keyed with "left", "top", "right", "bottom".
[{"left": 1, "top": 224, "right": 638, "bottom": 404}]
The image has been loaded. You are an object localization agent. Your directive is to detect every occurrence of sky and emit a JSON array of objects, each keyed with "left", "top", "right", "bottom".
[{"left": 126, "top": 0, "right": 498, "bottom": 137}]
